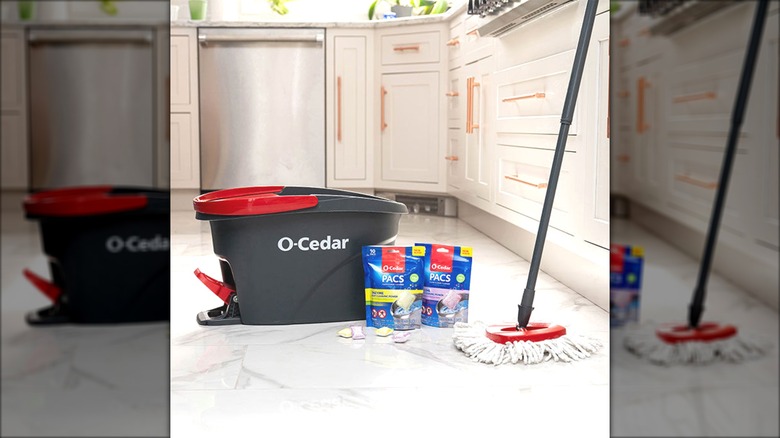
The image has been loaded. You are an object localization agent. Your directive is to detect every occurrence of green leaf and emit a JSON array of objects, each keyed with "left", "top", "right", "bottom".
[{"left": 368, "top": 0, "right": 378, "bottom": 20}]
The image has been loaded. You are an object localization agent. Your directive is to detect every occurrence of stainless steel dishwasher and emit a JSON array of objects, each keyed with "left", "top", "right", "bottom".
[
  {"left": 198, "top": 28, "right": 325, "bottom": 191},
  {"left": 28, "top": 28, "right": 159, "bottom": 190}
]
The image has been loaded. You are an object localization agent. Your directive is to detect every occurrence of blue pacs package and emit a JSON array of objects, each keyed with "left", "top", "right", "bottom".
[
  {"left": 610, "top": 244, "right": 644, "bottom": 327},
  {"left": 362, "top": 245, "right": 425, "bottom": 330},
  {"left": 416, "top": 243, "right": 473, "bottom": 328}
]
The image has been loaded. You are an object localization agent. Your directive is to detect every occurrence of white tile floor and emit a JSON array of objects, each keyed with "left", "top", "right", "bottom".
[
  {"left": 0, "top": 200, "right": 169, "bottom": 437},
  {"left": 611, "top": 219, "right": 779, "bottom": 437},
  {"left": 169, "top": 194, "right": 610, "bottom": 437}
]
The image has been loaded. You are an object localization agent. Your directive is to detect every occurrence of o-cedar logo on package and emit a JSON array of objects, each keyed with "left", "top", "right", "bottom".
[
  {"left": 430, "top": 244, "right": 454, "bottom": 272},
  {"left": 381, "top": 247, "right": 406, "bottom": 273}
]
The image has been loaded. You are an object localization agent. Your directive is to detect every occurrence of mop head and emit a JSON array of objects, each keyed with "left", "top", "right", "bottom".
[
  {"left": 623, "top": 323, "right": 770, "bottom": 366},
  {"left": 453, "top": 322, "right": 602, "bottom": 365}
]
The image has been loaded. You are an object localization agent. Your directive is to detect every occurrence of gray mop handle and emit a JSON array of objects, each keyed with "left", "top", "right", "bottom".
[
  {"left": 688, "top": 0, "right": 769, "bottom": 329},
  {"left": 518, "top": 0, "right": 599, "bottom": 329}
]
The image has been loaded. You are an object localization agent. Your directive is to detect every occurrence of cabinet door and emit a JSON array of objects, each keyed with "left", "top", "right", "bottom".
[
  {"left": 170, "top": 29, "right": 196, "bottom": 112},
  {"left": 462, "top": 56, "right": 494, "bottom": 201},
  {"left": 627, "top": 64, "right": 665, "bottom": 209},
  {"left": 1, "top": 30, "right": 24, "bottom": 110},
  {"left": 331, "top": 35, "right": 368, "bottom": 183},
  {"left": 170, "top": 113, "right": 199, "bottom": 189},
  {"left": 446, "top": 127, "right": 464, "bottom": 190},
  {"left": 580, "top": 11, "right": 610, "bottom": 249},
  {"left": 380, "top": 71, "right": 440, "bottom": 184},
  {"left": 1, "top": 114, "right": 28, "bottom": 189}
]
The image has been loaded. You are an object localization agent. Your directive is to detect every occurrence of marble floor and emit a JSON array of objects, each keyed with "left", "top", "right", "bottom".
[
  {"left": 610, "top": 219, "right": 779, "bottom": 437},
  {"left": 0, "top": 194, "right": 169, "bottom": 437},
  {"left": 169, "top": 193, "right": 610, "bottom": 436}
]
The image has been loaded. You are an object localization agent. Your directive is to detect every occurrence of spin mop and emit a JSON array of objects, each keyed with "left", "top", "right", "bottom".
[
  {"left": 623, "top": 0, "right": 771, "bottom": 366},
  {"left": 453, "top": 0, "right": 602, "bottom": 365}
]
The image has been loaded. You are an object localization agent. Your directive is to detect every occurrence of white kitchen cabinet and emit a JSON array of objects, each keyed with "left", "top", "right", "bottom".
[
  {"left": 374, "top": 23, "right": 447, "bottom": 193},
  {"left": 461, "top": 55, "right": 494, "bottom": 202},
  {"left": 750, "top": 10, "right": 778, "bottom": 250},
  {"left": 326, "top": 30, "right": 373, "bottom": 188},
  {"left": 379, "top": 71, "right": 440, "bottom": 185},
  {"left": 170, "top": 27, "right": 199, "bottom": 189},
  {"left": 445, "top": 127, "right": 464, "bottom": 190},
  {"left": 1, "top": 28, "right": 27, "bottom": 190},
  {"left": 170, "top": 113, "right": 199, "bottom": 189},
  {"left": 579, "top": 9, "right": 610, "bottom": 249}
]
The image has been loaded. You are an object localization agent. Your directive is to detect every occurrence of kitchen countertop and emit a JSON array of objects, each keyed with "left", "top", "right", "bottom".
[
  {"left": 169, "top": 191, "right": 610, "bottom": 436},
  {"left": 610, "top": 219, "right": 779, "bottom": 437},
  {"left": 170, "top": 2, "right": 465, "bottom": 29}
]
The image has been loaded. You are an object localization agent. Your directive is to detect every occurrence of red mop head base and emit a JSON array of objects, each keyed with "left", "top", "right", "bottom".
[
  {"left": 485, "top": 322, "right": 567, "bottom": 344},
  {"left": 655, "top": 322, "right": 738, "bottom": 344}
]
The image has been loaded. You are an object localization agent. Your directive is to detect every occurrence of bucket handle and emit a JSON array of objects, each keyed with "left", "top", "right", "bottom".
[
  {"left": 194, "top": 268, "right": 235, "bottom": 304},
  {"left": 23, "top": 269, "right": 62, "bottom": 302}
]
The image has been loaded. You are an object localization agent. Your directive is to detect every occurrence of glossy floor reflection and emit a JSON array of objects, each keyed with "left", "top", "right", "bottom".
[
  {"left": 0, "top": 195, "right": 169, "bottom": 437},
  {"left": 169, "top": 192, "right": 610, "bottom": 436},
  {"left": 611, "top": 219, "right": 779, "bottom": 437}
]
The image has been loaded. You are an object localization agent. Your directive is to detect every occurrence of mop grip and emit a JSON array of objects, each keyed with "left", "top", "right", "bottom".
[
  {"left": 517, "top": 301, "right": 535, "bottom": 329},
  {"left": 687, "top": 298, "right": 705, "bottom": 329}
]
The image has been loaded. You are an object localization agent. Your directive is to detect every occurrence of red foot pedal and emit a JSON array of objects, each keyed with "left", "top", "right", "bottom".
[
  {"left": 23, "top": 269, "right": 62, "bottom": 302},
  {"left": 194, "top": 268, "right": 235, "bottom": 303}
]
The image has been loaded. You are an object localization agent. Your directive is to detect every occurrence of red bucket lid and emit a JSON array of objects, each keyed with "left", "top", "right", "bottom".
[
  {"left": 24, "top": 186, "right": 149, "bottom": 217},
  {"left": 193, "top": 186, "right": 319, "bottom": 216}
]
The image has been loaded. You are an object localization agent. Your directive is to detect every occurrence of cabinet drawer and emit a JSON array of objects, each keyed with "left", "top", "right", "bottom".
[
  {"left": 665, "top": 144, "right": 750, "bottom": 237},
  {"left": 495, "top": 145, "right": 574, "bottom": 234},
  {"left": 381, "top": 31, "right": 440, "bottom": 65},
  {"left": 495, "top": 49, "right": 580, "bottom": 137},
  {"left": 666, "top": 49, "right": 742, "bottom": 135}
]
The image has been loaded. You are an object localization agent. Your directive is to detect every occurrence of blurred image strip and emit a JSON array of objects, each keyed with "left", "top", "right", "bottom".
[
  {"left": 610, "top": 0, "right": 778, "bottom": 436},
  {"left": 1, "top": 1, "right": 170, "bottom": 436}
]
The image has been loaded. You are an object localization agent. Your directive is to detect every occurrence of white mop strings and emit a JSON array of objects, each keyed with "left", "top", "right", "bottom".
[
  {"left": 452, "top": 322, "right": 602, "bottom": 366},
  {"left": 623, "top": 329, "right": 770, "bottom": 366}
]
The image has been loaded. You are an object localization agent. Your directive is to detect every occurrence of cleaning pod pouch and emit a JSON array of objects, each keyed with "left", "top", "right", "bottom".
[
  {"left": 417, "top": 243, "right": 473, "bottom": 328},
  {"left": 362, "top": 245, "right": 425, "bottom": 330}
]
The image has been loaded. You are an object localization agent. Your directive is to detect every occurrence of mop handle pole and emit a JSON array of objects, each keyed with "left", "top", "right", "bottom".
[
  {"left": 688, "top": 0, "right": 768, "bottom": 329},
  {"left": 518, "top": 0, "right": 599, "bottom": 328}
]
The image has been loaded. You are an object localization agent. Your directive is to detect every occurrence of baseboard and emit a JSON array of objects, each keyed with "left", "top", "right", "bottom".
[
  {"left": 457, "top": 200, "right": 609, "bottom": 310},
  {"left": 631, "top": 201, "right": 779, "bottom": 310}
]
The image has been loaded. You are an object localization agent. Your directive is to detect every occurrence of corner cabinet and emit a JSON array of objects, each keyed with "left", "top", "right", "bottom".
[
  {"left": 326, "top": 29, "right": 374, "bottom": 189},
  {"left": 374, "top": 24, "right": 449, "bottom": 193}
]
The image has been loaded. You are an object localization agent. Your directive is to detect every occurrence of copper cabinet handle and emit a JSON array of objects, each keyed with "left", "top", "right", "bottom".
[
  {"left": 675, "top": 174, "right": 717, "bottom": 189},
  {"left": 337, "top": 76, "right": 342, "bottom": 143},
  {"left": 381, "top": 86, "right": 388, "bottom": 132},
  {"left": 446, "top": 91, "right": 459, "bottom": 97},
  {"left": 618, "top": 90, "right": 630, "bottom": 98},
  {"left": 637, "top": 76, "right": 650, "bottom": 133},
  {"left": 619, "top": 38, "right": 630, "bottom": 47},
  {"left": 466, "top": 29, "right": 478, "bottom": 37},
  {"left": 672, "top": 91, "right": 717, "bottom": 103},
  {"left": 502, "top": 92, "right": 546, "bottom": 102},
  {"left": 444, "top": 155, "right": 459, "bottom": 161},
  {"left": 393, "top": 45, "right": 420, "bottom": 52},
  {"left": 467, "top": 77, "right": 480, "bottom": 133},
  {"left": 504, "top": 175, "right": 548, "bottom": 189},
  {"left": 617, "top": 154, "right": 630, "bottom": 163},
  {"left": 446, "top": 38, "right": 460, "bottom": 46},
  {"left": 466, "top": 77, "right": 473, "bottom": 133}
]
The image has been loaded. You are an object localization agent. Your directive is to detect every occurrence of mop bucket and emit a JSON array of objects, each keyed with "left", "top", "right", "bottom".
[
  {"left": 193, "top": 186, "right": 408, "bottom": 326},
  {"left": 22, "top": 186, "right": 170, "bottom": 325}
]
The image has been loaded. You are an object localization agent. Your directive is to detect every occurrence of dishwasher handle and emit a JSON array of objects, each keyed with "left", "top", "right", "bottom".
[
  {"left": 198, "top": 33, "right": 324, "bottom": 44},
  {"left": 28, "top": 29, "right": 153, "bottom": 45}
]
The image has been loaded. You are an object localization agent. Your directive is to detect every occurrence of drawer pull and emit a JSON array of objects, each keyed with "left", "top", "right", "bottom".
[
  {"left": 675, "top": 174, "right": 717, "bottom": 189},
  {"left": 381, "top": 86, "right": 388, "bottom": 132},
  {"left": 446, "top": 38, "right": 460, "bottom": 46},
  {"left": 502, "top": 92, "right": 546, "bottom": 103},
  {"left": 505, "top": 175, "right": 548, "bottom": 189},
  {"left": 393, "top": 45, "right": 420, "bottom": 52},
  {"left": 619, "top": 38, "right": 630, "bottom": 47},
  {"left": 446, "top": 91, "right": 459, "bottom": 97},
  {"left": 337, "top": 76, "right": 342, "bottom": 143},
  {"left": 617, "top": 154, "right": 630, "bottom": 163},
  {"left": 672, "top": 91, "right": 717, "bottom": 103},
  {"left": 444, "top": 155, "right": 459, "bottom": 161},
  {"left": 466, "top": 29, "right": 479, "bottom": 37},
  {"left": 618, "top": 90, "right": 630, "bottom": 98}
]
